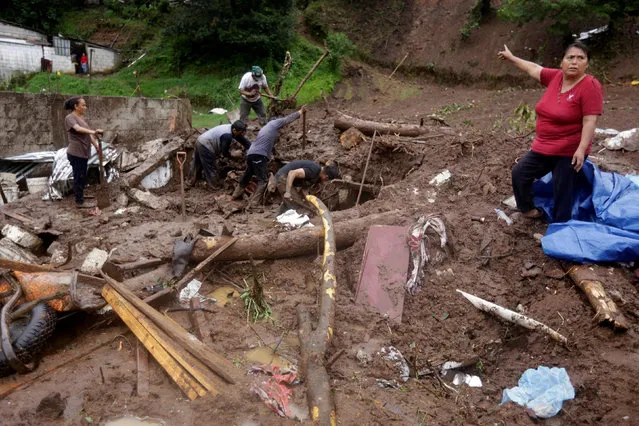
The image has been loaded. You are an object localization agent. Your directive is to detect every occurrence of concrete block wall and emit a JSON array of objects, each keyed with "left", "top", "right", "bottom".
[
  {"left": 0, "top": 23, "right": 47, "bottom": 42},
  {"left": 0, "top": 92, "right": 192, "bottom": 157},
  {"left": 0, "top": 42, "right": 75, "bottom": 81},
  {"left": 88, "top": 47, "right": 120, "bottom": 73}
]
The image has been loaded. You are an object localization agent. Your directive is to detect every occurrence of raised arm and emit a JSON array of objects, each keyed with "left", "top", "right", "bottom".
[{"left": 498, "top": 45, "right": 542, "bottom": 82}]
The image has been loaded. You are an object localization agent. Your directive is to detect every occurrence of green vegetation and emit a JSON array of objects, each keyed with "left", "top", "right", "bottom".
[
  {"left": 499, "top": 0, "right": 639, "bottom": 35},
  {"left": 460, "top": 0, "right": 491, "bottom": 40},
  {"left": 0, "top": 0, "right": 84, "bottom": 33}
]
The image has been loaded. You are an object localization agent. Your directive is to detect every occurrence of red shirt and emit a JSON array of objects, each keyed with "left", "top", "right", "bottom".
[{"left": 531, "top": 68, "right": 603, "bottom": 157}]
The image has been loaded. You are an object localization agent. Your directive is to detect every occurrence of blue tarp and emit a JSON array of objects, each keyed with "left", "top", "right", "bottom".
[{"left": 534, "top": 160, "right": 639, "bottom": 263}]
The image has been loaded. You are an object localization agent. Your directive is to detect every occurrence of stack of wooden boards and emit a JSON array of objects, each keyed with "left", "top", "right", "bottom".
[{"left": 101, "top": 275, "right": 238, "bottom": 400}]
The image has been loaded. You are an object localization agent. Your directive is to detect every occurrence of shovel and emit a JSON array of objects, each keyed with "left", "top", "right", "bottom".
[{"left": 96, "top": 136, "right": 111, "bottom": 209}]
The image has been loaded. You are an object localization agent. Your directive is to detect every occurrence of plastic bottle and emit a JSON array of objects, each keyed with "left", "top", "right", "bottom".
[{"left": 495, "top": 209, "right": 513, "bottom": 225}]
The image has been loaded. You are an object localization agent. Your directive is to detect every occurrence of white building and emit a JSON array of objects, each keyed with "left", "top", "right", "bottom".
[{"left": 0, "top": 20, "right": 120, "bottom": 82}]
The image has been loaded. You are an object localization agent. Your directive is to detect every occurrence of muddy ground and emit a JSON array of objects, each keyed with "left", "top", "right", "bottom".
[{"left": 1, "top": 63, "right": 639, "bottom": 425}]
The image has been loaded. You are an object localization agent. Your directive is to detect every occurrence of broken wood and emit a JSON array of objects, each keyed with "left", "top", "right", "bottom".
[
  {"left": 117, "top": 258, "right": 166, "bottom": 272},
  {"left": 271, "top": 51, "right": 293, "bottom": 98},
  {"left": 144, "top": 237, "right": 237, "bottom": 305},
  {"left": 175, "top": 237, "right": 237, "bottom": 292},
  {"left": 388, "top": 53, "right": 408, "bottom": 79},
  {"left": 189, "top": 298, "right": 214, "bottom": 347},
  {"left": 457, "top": 289, "right": 568, "bottom": 344},
  {"left": 567, "top": 265, "right": 629, "bottom": 331},
  {"left": 100, "top": 273, "right": 238, "bottom": 384},
  {"left": 292, "top": 50, "right": 329, "bottom": 99},
  {"left": 136, "top": 339, "right": 150, "bottom": 397},
  {"left": 102, "top": 285, "right": 206, "bottom": 400},
  {"left": 356, "top": 130, "right": 377, "bottom": 206},
  {"left": 334, "top": 112, "right": 454, "bottom": 137},
  {"left": 1, "top": 210, "right": 34, "bottom": 224},
  {"left": 297, "top": 195, "right": 337, "bottom": 425},
  {"left": 0, "top": 258, "right": 55, "bottom": 273},
  {"left": 192, "top": 209, "right": 404, "bottom": 262},
  {"left": 123, "top": 137, "right": 184, "bottom": 188}
]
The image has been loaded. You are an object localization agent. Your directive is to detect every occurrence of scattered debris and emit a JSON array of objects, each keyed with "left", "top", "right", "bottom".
[
  {"left": 128, "top": 188, "right": 170, "bottom": 210},
  {"left": 604, "top": 128, "right": 639, "bottom": 152},
  {"left": 429, "top": 169, "right": 452, "bottom": 186},
  {"left": 574, "top": 25, "right": 608, "bottom": 41},
  {"left": 406, "top": 214, "right": 448, "bottom": 294},
  {"left": 334, "top": 112, "right": 454, "bottom": 137},
  {"left": 502, "top": 195, "right": 517, "bottom": 209},
  {"left": 340, "top": 127, "right": 365, "bottom": 150},
  {"left": 452, "top": 373, "right": 482, "bottom": 388},
  {"left": 376, "top": 378, "right": 401, "bottom": 389},
  {"left": 379, "top": 346, "right": 410, "bottom": 382},
  {"left": 171, "top": 234, "right": 196, "bottom": 278},
  {"left": 276, "top": 209, "right": 312, "bottom": 230},
  {"left": 457, "top": 289, "right": 568, "bottom": 344},
  {"left": 250, "top": 365, "right": 305, "bottom": 420},
  {"left": 209, "top": 107, "right": 228, "bottom": 115},
  {"left": 1, "top": 224, "right": 43, "bottom": 251},
  {"left": 0, "top": 238, "right": 41, "bottom": 264},
  {"left": 501, "top": 366, "right": 574, "bottom": 418},
  {"left": 80, "top": 249, "right": 109, "bottom": 275},
  {"left": 355, "top": 225, "right": 409, "bottom": 322},
  {"left": 595, "top": 128, "right": 619, "bottom": 136},
  {"left": 494, "top": 209, "right": 513, "bottom": 225},
  {"left": 141, "top": 160, "right": 173, "bottom": 189},
  {"left": 178, "top": 279, "right": 202, "bottom": 303},
  {"left": 566, "top": 265, "right": 629, "bottom": 330}
]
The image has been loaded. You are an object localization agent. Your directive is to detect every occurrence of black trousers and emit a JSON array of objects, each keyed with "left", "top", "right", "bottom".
[
  {"left": 240, "top": 154, "right": 269, "bottom": 187},
  {"left": 190, "top": 142, "right": 218, "bottom": 187},
  {"left": 512, "top": 151, "right": 584, "bottom": 223},
  {"left": 67, "top": 153, "right": 88, "bottom": 205}
]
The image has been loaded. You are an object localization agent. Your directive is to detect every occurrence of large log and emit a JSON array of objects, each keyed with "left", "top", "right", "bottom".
[
  {"left": 191, "top": 210, "right": 405, "bottom": 262},
  {"left": 123, "top": 137, "right": 184, "bottom": 188},
  {"left": 567, "top": 265, "right": 629, "bottom": 331},
  {"left": 298, "top": 195, "right": 337, "bottom": 425},
  {"left": 334, "top": 112, "right": 454, "bottom": 137}
]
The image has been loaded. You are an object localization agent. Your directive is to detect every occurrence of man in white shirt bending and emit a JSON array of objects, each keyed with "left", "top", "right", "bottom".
[{"left": 238, "top": 66, "right": 273, "bottom": 126}]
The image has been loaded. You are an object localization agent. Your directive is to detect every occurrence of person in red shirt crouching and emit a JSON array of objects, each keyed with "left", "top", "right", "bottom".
[{"left": 498, "top": 41, "right": 603, "bottom": 222}]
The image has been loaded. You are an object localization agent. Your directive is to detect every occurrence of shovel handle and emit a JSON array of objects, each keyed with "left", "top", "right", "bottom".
[{"left": 176, "top": 151, "right": 187, "bottom": 169}]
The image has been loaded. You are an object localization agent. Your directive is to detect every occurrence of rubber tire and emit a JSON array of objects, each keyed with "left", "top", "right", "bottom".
[{"left": 0, "top": 303, "right": 57, "bottom": 377}]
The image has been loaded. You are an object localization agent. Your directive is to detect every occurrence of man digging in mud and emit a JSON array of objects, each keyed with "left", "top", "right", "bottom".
[
  {"left": 274, "top": 160, "right": 340, "bottom": 214},
  {"left": 231, "top": 106, "right": 305, "bottom": 208},
  {"left": 188, "top": 120, "right": 250, "bottom": 189}
]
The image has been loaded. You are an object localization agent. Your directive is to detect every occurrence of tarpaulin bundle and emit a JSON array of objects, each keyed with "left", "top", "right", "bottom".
[{"left": 533, "top": 160, "right": 639, "bottom": 263}]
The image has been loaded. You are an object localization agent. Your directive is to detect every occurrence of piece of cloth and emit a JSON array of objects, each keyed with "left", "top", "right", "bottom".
[
  {"left": 67, "top": 153, "right": 88, "bottom": 204},
  {"left": 190, "top": 142, "right": 219, "bottom": 188},
  {"left": 275, "top": 160, "right": 322, "bottom": 185},
  {"left": 534, "top": 161, "right": 639, "bottom": 262},
  {"left": 239, "top": 71, "right": 268, "bottom": 102},
  {"left": 512, "top": 151, "right": 585, "bottom": 222},
  {"left": 532, "top": 68, "right": 603, "bottom": 157},
  {"left": 247, "top": 111, "right": 301, "bottom": 158},
  {"left": 501, "top": 366, "right": 574, "bottom": 419},
  {"left": 240, "top": 154, "right": 269, "bottom": 187},
  {"left": 240, "top": 97, "right": 267, "bottom": 124},
  {"left": 81, "top": 54, "right": 87, "bottom": 64},
  {"left": 196, "top": 124, "right": 250, "bottom": 157},
  {"left": 65, "top": 113, "right": 92, "bottom": 158}
]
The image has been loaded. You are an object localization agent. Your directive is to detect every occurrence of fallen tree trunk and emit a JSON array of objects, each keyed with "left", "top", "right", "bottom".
[
  {"left": 567, "top": 265, "right": 629, "bottom": 331},
  {"left": 123, "top": 137, "right": 184, "bottom": 188},
  {"left": 191, "top": 209, "right": 404, "bottom": 262},
  {"left": 298, "top": 195, "right": 336, "bottom": 425},
  {"left": 334, "top": 112, "right": 454, "bottom": 138}
]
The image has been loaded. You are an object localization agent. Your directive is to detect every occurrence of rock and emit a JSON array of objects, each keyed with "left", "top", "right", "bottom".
[
  {"left": 128, "top": 188, "right": 170, "bottom": 210},
  {"left": 604, "top": 128, "right": 639, "bottom": 152},
  {"left": 80, "top": 248, "right": 109, "bottom": 275},
  {"left": 340, "top": 127, "right": 365, "bottom": 150},
  {"left": 0, "top": 238, "right": 40, "bottom": 264},
  {"left": 1, "top": 224, "right": 42, "bottom": 251},
  {"left": 47, "top": 241, "right": 69, "bottom": 266},
  {"left": 521, "top": 266, "right": 542, "bottom": 278},
  {"left": 36, "top": 392, "right": 65, "bottom": 419}
]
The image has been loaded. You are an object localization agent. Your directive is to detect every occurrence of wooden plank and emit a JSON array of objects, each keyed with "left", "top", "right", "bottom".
[
  {"left": 1, "top": 210, "right": 34, "bottom": 224},
  {"left": 136, "top": 339, "right": 150, "bottom": 397},
  {"left": 102, "top": 285, "right": 204, "bottom": 400},
  {"left": 101, "top": 275, "right": 238, "bottom": 384},
  {"left": 189, "top": 298, "right": 214, "bottom": 346},
  {"left": 119, "top": 258, "right": 167, "bottom": 272},
  {"left": 103, "top": 284, "right": 227, "bottom": 394}
]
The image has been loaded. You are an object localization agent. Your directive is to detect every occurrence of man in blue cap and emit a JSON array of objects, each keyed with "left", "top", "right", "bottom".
[{"left": 238, "top": 66, "right": 273, "bottom": 126}]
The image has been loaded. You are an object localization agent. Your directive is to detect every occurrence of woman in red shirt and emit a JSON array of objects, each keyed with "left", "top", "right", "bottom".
[{"left": 498, "top": 42, "right": 603, "bottom": 222}]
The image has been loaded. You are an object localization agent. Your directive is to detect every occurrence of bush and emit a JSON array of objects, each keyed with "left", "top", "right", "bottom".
[{"left": 325, "top": 32, "right": 355, "bottom": 71}]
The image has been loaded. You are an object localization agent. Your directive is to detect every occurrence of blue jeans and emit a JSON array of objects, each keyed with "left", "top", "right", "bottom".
[{"left": 67, "top": 153, "right": 88, "bottom": 204}]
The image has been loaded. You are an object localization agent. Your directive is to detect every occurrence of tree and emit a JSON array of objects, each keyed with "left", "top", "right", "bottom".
[
  {"left": 0, "top": 0, "right": 83, "bottom": 33},
  {"left": 164, "top": 0, "right": 296, "bottom": 63},
  {"left": 498, "top": 0, "right": 639, "bottom": 35}
]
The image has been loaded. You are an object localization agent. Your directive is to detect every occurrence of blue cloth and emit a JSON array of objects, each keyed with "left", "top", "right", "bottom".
[
  {"left": 534, "top": 160, "right": 639, "bottom": 263},
  {"left": 501, "top": 366, "right": 575, "bottom": 418}
]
